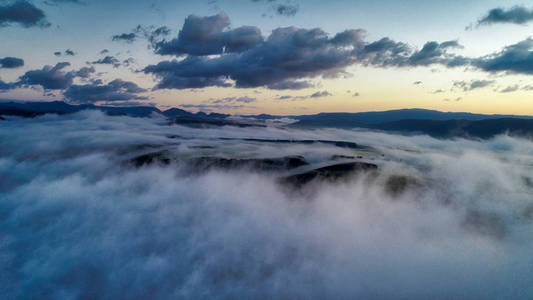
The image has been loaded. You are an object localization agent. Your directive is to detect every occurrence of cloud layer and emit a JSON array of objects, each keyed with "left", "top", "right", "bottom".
[{"left": 1, "top": 112, "right": 532, "bottom": 298}]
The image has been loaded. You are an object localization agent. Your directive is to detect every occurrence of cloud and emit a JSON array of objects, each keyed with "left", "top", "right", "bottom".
[
  {"left": 143, "top": 56, "right": 233, "bottom": 89},
  {"left": 310, "top": 90, "right": 332, "bottom": 98},
  {"left": 210, "top": 96, "right": 257, "bottom": 104},
  {"left": 0, "top": 79, "right": 15, "bottom": 91},
  {"left": 0, "top": 56, "right": 24, "bottom": 68},
  {"left": 275, "top": 4, "right": 299, "bottom": 16},
  {"left": 63, "top": 79, "right": 148, "bottom": 103},
  {"left": 497, "top": 84, "right": 533, "bottom": 93},
  {"left": 278, "top": 90, "right": 332, "bottom": 100},
  {"left": 472, "top": 38, "right": 533, "bottom": 75},
  {"left": 72, "top": 66, "right": 95, "bottom": 78},
  {"left": 15, "top": 63, "right": 95, "bottom": 91},
  {"left": 0, "top": 0, "right": 50, "bottom": 28},
  {"left": 112, "top": 32, "right": 137, "bottom": 43},
  {"left": 477, "top": 6, "right": 533, "bottom": 26},
  {"left": 145, "top": 13, "right": 467, "bottom": 90},
  {"left": 453, "top": 79, "right": 494, "bottom": 91},
  {"left": 54, "top": 49, "right": 76, "bottom": 57},
  {"left": 90, "top": 56, "right": 121, "bottom": 67},
  {"left": 500, "top": 85, "right": 519, "bottom": 93},
  {"left": 1, "top": 112, "right": 532, "bottom": 299},
  {"left": 251, "top": 0, "right": 300, "bottom": 17},
  {"left": 406, "top": 40, "right": 464, "bottom": 66},
  {"left": 443, "top": 97, "right": 462, "bottom": 101},
  {"left": 44, "top": 0, "right": 82, "bottom": 5},
  {"left": 137, "top": 25, "right": 172, "bottom": 45},
  {"left": 180, "top": 103, "right": 246, "bottom": 110},
  {"left": 18, "top": 62, "right": 74, "bottom": 90},
  {"left": 153, "top": 12, "right": 263, "bottom": 56},
  {"left": 267, "top": 80, "right": 314, "bottom": 90},
  {"left": 112, "top": 25, "right": 172, "bottom": 46},
  {"left": 145, "top": 24, "right": 364, "bottom": 89}
]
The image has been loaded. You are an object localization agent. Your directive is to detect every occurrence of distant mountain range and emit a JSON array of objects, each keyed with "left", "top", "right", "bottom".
[
  {"left": 0, "top": 101, "right": 228, "bottom": 119},
  {"left": 2, "top": 100, "right": 533, "bottom": 139}
]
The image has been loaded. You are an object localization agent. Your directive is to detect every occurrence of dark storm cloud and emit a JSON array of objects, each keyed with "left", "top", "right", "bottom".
[
  {"left": 0, "top": 0, "right": 50, "bottom": 28},
  {"left": 0, "top": 57, "right": 24, "bottom": 68},
  {"left": 63, "top": 79, "right": 148, "bottom": 103},
  {"left": 145, "top": 13, "right": 467, "bottom": 90},
  {"left": 472, "top": 38, "right": 533, "bottom": 75},
  {"left": 477, "top": 6, "right": 533, "bottom": 26},
  {"left": 153, "top": 12, "right": 263, "bottom": 56},
  {"left": 18, "top": 62, "right": 74, "bottom": 90}
]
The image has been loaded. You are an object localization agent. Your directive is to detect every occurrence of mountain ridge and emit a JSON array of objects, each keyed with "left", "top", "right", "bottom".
[
  {"left": 2, "top": 100, "right": 532, "bottom": 121},
  {"left": 3, "top": 101, "right": 533, "bottom": 139}
]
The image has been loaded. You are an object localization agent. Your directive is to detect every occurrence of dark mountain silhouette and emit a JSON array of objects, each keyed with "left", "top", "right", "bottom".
[
  {"left": 290, "top": 108, "right": 533, "bottom": 127},
  {"left": 0, "top": 101, "right": 161, "bottom": 117},
  {"left": 2, "top": 101, "right": 533, "bottom": 139},
  {"left": 162, "top": 107, "right": 194, "bottom": 118},
  {"left": 369, "top": 118, "right": 533, "bottom": 139}
]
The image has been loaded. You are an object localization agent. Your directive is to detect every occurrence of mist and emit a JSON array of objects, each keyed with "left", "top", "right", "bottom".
[{"left": 1, "top": 111, "right": 532, "bottom": 299}]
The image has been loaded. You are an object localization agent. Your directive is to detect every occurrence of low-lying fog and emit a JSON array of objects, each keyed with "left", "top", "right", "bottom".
[{"left": 1, "top": 111, "right": 532, "bottom": 299}]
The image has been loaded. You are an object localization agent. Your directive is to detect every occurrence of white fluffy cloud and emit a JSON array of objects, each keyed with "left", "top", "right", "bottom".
[{"left": 1, "top": 111, "right": 532, "bottom": 299}]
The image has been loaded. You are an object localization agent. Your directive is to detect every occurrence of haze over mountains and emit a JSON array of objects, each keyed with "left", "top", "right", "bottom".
[{"left": 2, "top": 100, "right": 533, "bottom": 139}]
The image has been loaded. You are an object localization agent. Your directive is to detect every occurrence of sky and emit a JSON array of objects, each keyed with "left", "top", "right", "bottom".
[{"left": 2, "top": 0, "right": 533, "bottom": 115}]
